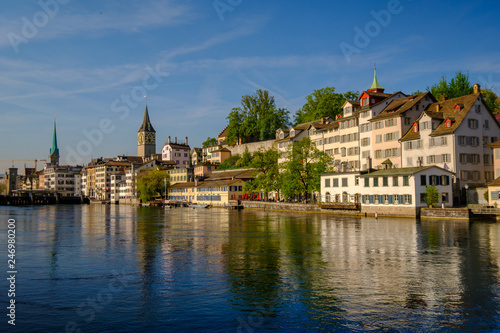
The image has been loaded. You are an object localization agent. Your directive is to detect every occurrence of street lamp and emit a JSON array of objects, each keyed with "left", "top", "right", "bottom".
[{"left": 464, "top": 183, "right": 469, "bottom": 207}]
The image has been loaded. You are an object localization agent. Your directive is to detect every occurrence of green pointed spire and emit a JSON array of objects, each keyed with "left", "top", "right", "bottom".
[
  {"left": 369, "top": 67, "right": 383, "bottom": 91},
  {"left": 50, "top": 117, "right": 59, "bottom": 157},
  {"left": 49, "top": 116, "right": 60, "bottom": 165}
]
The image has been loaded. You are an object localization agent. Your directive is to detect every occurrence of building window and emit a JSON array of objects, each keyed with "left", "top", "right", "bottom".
[
  {"left": 420, "top": 193, "right": 427, "bottom": 204},
  {"left": 364, "top": 178, "right": 369, "bottom": 187},
  {"left": 403, "top": 176, "right": 409, "bottom": 186},
  {"left": 442, "top": 193, "right": 449, "bottom": 203},
  {"left": 393, "top": 176, "right": 399, "bottom": 186},
  {"left": 342, "top": 178, "right": 348, "bottom": 187},
  {"left": 373, "top": 177, "right": 379, "bottom": 187},
  {"left": 404, "top": 194, "right": 412, "bottom": 204},
  {"left": 383, "top": 194, "right": 389, "bottom": 204},
  {"left": 468, "top": 119, "right": 478, "bottom": 129},
  {"left": 325, "top": 179, "right": 330, "bottom": 187},
  {"left": 333, "top": 179, "right": 339, "bottom": 187},
  {"left": 421, "top": 175, "right": 426, "bottom": 186},
  {"left": 383, "top": 177, "right": 388, "bottom": 186}
]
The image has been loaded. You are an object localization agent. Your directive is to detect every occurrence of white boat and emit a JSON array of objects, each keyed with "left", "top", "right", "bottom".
[{"left": 189, "top": 204, "right": 208, "bottom": 209}]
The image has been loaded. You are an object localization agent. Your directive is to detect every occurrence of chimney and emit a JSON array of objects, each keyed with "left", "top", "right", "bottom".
[
  {"left": 168, "top": 136, "right": 171, "bottom": 144},
  {"left": 435, "top": 104, "right": 440, "bottom": 112},
  {"left": 185, "top": 136, "right": 188, "bottom": 145},
  {"left": 442, "top": 96, "right": 448, "bottom": 101},
  {"left": 195, "top": 178, "right": 198, "bottom": 186},
  {"left": 366, "top": 157, "right": 372, "bottom": 170},
  {"left": 175, "top": 137, "right": 177, "bottom": 144},
  {"left": 474, "top": 83, "right": 481, "bottom": 94}
]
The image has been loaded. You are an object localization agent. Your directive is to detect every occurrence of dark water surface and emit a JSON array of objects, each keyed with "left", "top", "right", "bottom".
[{"left": 1, "top": 205, "right": 499, "bottom": 332}]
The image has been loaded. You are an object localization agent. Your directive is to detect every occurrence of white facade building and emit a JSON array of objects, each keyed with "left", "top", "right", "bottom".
[
  {"left": 320, "top": 166, "right": 455, "bottom": 216},
  {"left": 400, "top": 87, "right": 500, "bottom": 204}
]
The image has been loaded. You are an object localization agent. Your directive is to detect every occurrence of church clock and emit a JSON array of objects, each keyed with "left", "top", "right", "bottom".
[
  {"left": 138, "top": 132, "right": 145, "bottom": 145},
  {"left": 145, "top": 132, "right": 155, "bottom": 144}
]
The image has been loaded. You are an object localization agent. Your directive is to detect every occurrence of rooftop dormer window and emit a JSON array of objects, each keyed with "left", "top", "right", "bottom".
[
  {"left": 412, "top": 122, "right": 419, "bottom": 133},
  {"left": 290, "top": 129, "right": 295, "bottom": 137},
  {"left": 445, "top": 119, "right": 452, "bottom": 128}
]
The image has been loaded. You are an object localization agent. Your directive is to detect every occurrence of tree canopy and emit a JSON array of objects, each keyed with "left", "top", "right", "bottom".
[
  {"left": 137, "top": 168, "right": 169, "bottom": 203},
  {"left": 226, "top": 89, "right": 290, "bottom": 145},
  {"left": 244, "top": 147, "right": 280, "bottom": 198},
  {"left": 202, "top": 137, "right": 218, "bottom": 148},
  {"left": 427, "top": 71, "right": 499, "bottom": 114},
  {"left": 481, "top": 88, "right": 500, "bottom": 114},
  {"left": 216, "top": 149, "right": 253, "bottom": 171},
  {"left": 294, "top": 87, "right": 359, "bottom": 124},
  {"left": 279, "top": 137, "right": 333, "bottom": 200},
  {"left": 427, "top": 71, "right": 473, "bottom": 100}
]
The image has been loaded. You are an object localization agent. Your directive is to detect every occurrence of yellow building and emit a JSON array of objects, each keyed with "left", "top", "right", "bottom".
[{"left": 168, "top": 168, "right": 254, "bottom": 206}]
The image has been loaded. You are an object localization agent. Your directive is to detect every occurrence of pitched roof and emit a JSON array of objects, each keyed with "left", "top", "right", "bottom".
[
  {"left": 218, "top": 125, "right": 228, "bottom": 138},
  {"left": 358, "top": 91, "right": 406, "bottom": 111},
  {"left": 428, "top": 93, "right": 481, "bottom": 136},
  {"left": 370, "top": 92, "right": 434, "bottom": 121},
  {"left": 212, "top": 147, "right": 231, "bottom": 153},
  {"left": 138, "top": 105, "right": 155, "bottom": 133},
  {"left": 164, "top": 143, "right": 190, "bottom": 150},
  {"left": 360, "top": 165, "right": 453, "bottom": 177},
  {"left": 206, "top": 168, "right": 255, "bottom": 180},
  {"left": 487, "top": 139, "right": 500, "bottom": 149},
  {"left": 487, "top": 176, "right": 500, "bottom": 186}
]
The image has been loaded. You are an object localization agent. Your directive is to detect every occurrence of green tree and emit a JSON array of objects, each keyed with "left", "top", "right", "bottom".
[
  {"left": 427, "top": 71, "right": 473, "bottom": 100},
  {"left": 294, "top": 87, "right": 359, "bottom": 124},
  {"left": 0, "top": 182, "right": 6, "bottom": 195},
  {"left": 202, "top": 137, "right": 218, "bottom": 148},
  {"left": 280, "top": 137, "right": 333, "bottom": 201},
  {"left": 217, "top": 154, "right": 241, "bottom": 170},
  {"left": 226, "top": 90, "right": 290, "bottom": 145},
  {"left": 244, "top": 147, "right": 280, "bottom": 198},
  {"left": 137, "top": 168, "right": 169, "bottom": 203},
  {"left": 239, "top": 147, "right": 252, "bottom": 167},
  {"left": 425, "top": 185, "right": 439, "bottom": 208},
  {"left": 481, "top": 88, "right": 500, "bottom": 114}
]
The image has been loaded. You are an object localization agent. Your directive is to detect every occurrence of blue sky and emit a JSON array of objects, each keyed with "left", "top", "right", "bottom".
[{"left": 1, "top": 0, "right": 500, "bottom": 171}]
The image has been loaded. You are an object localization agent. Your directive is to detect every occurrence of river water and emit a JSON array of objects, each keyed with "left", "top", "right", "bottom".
[{"left": 1, "top": 205, "right": 499, "bottom": 332}]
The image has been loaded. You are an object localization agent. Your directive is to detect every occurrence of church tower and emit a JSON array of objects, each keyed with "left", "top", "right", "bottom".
[
  {"left": 137, "top": 105, "right": 156, "bottom": 158},
  {"left": 49, "top": 117, "right": 59, "bottom": 165}
]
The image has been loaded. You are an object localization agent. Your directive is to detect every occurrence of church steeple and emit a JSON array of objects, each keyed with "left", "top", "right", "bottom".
[
  {"left": 49, "top": 116, "right": 59, "bottom": 165},
  {"left": 137, "top": 104, "right": 156, "bottom": 158},
  {"left": 368, "top": 66, "right": 384, "bottom": 93},
  {"left": 138, "top": 105, "right": 155, "bottom": 133}
]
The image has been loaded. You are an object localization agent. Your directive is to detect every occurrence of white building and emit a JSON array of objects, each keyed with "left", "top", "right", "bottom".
[
  {"left": 95, "top": 161, "right": 131, "bottom": 201},
  {"left": 43, "top": 165, "right": 83, "bottom": 197},
  {"left": 400, "top": 85, "right": 500, "bottom": 204},
  {"left": 320, "top": 166, "right": 454, "bottom": 217}
]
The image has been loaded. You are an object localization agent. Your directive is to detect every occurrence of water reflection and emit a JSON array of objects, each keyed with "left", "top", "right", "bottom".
[{"left": 0, "top": 206, "right": 499, "bottom": 332}]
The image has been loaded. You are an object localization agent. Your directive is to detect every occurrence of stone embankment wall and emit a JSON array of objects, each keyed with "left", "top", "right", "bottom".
[
  {"left": 242, "top": 201, "right": 361, "bottom": 216},
  {"left": 224, "top": 139, "right": 276, "bottom": 155},
  {"left": 420, "top": 208, "right": 470, "bottom": 219}
]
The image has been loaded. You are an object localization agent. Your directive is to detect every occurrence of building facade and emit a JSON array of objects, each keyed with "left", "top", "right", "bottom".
[{"left": 162, "top": 137, "right": 190, "bottom": 168}]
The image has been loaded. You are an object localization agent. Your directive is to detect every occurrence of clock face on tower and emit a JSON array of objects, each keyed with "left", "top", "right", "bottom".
[
  {"left": 138, "top": 133, "right": 145, "bottom": 145},
  {"left": 145, "top": 132, "right": 155, "bottom": 144}
]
